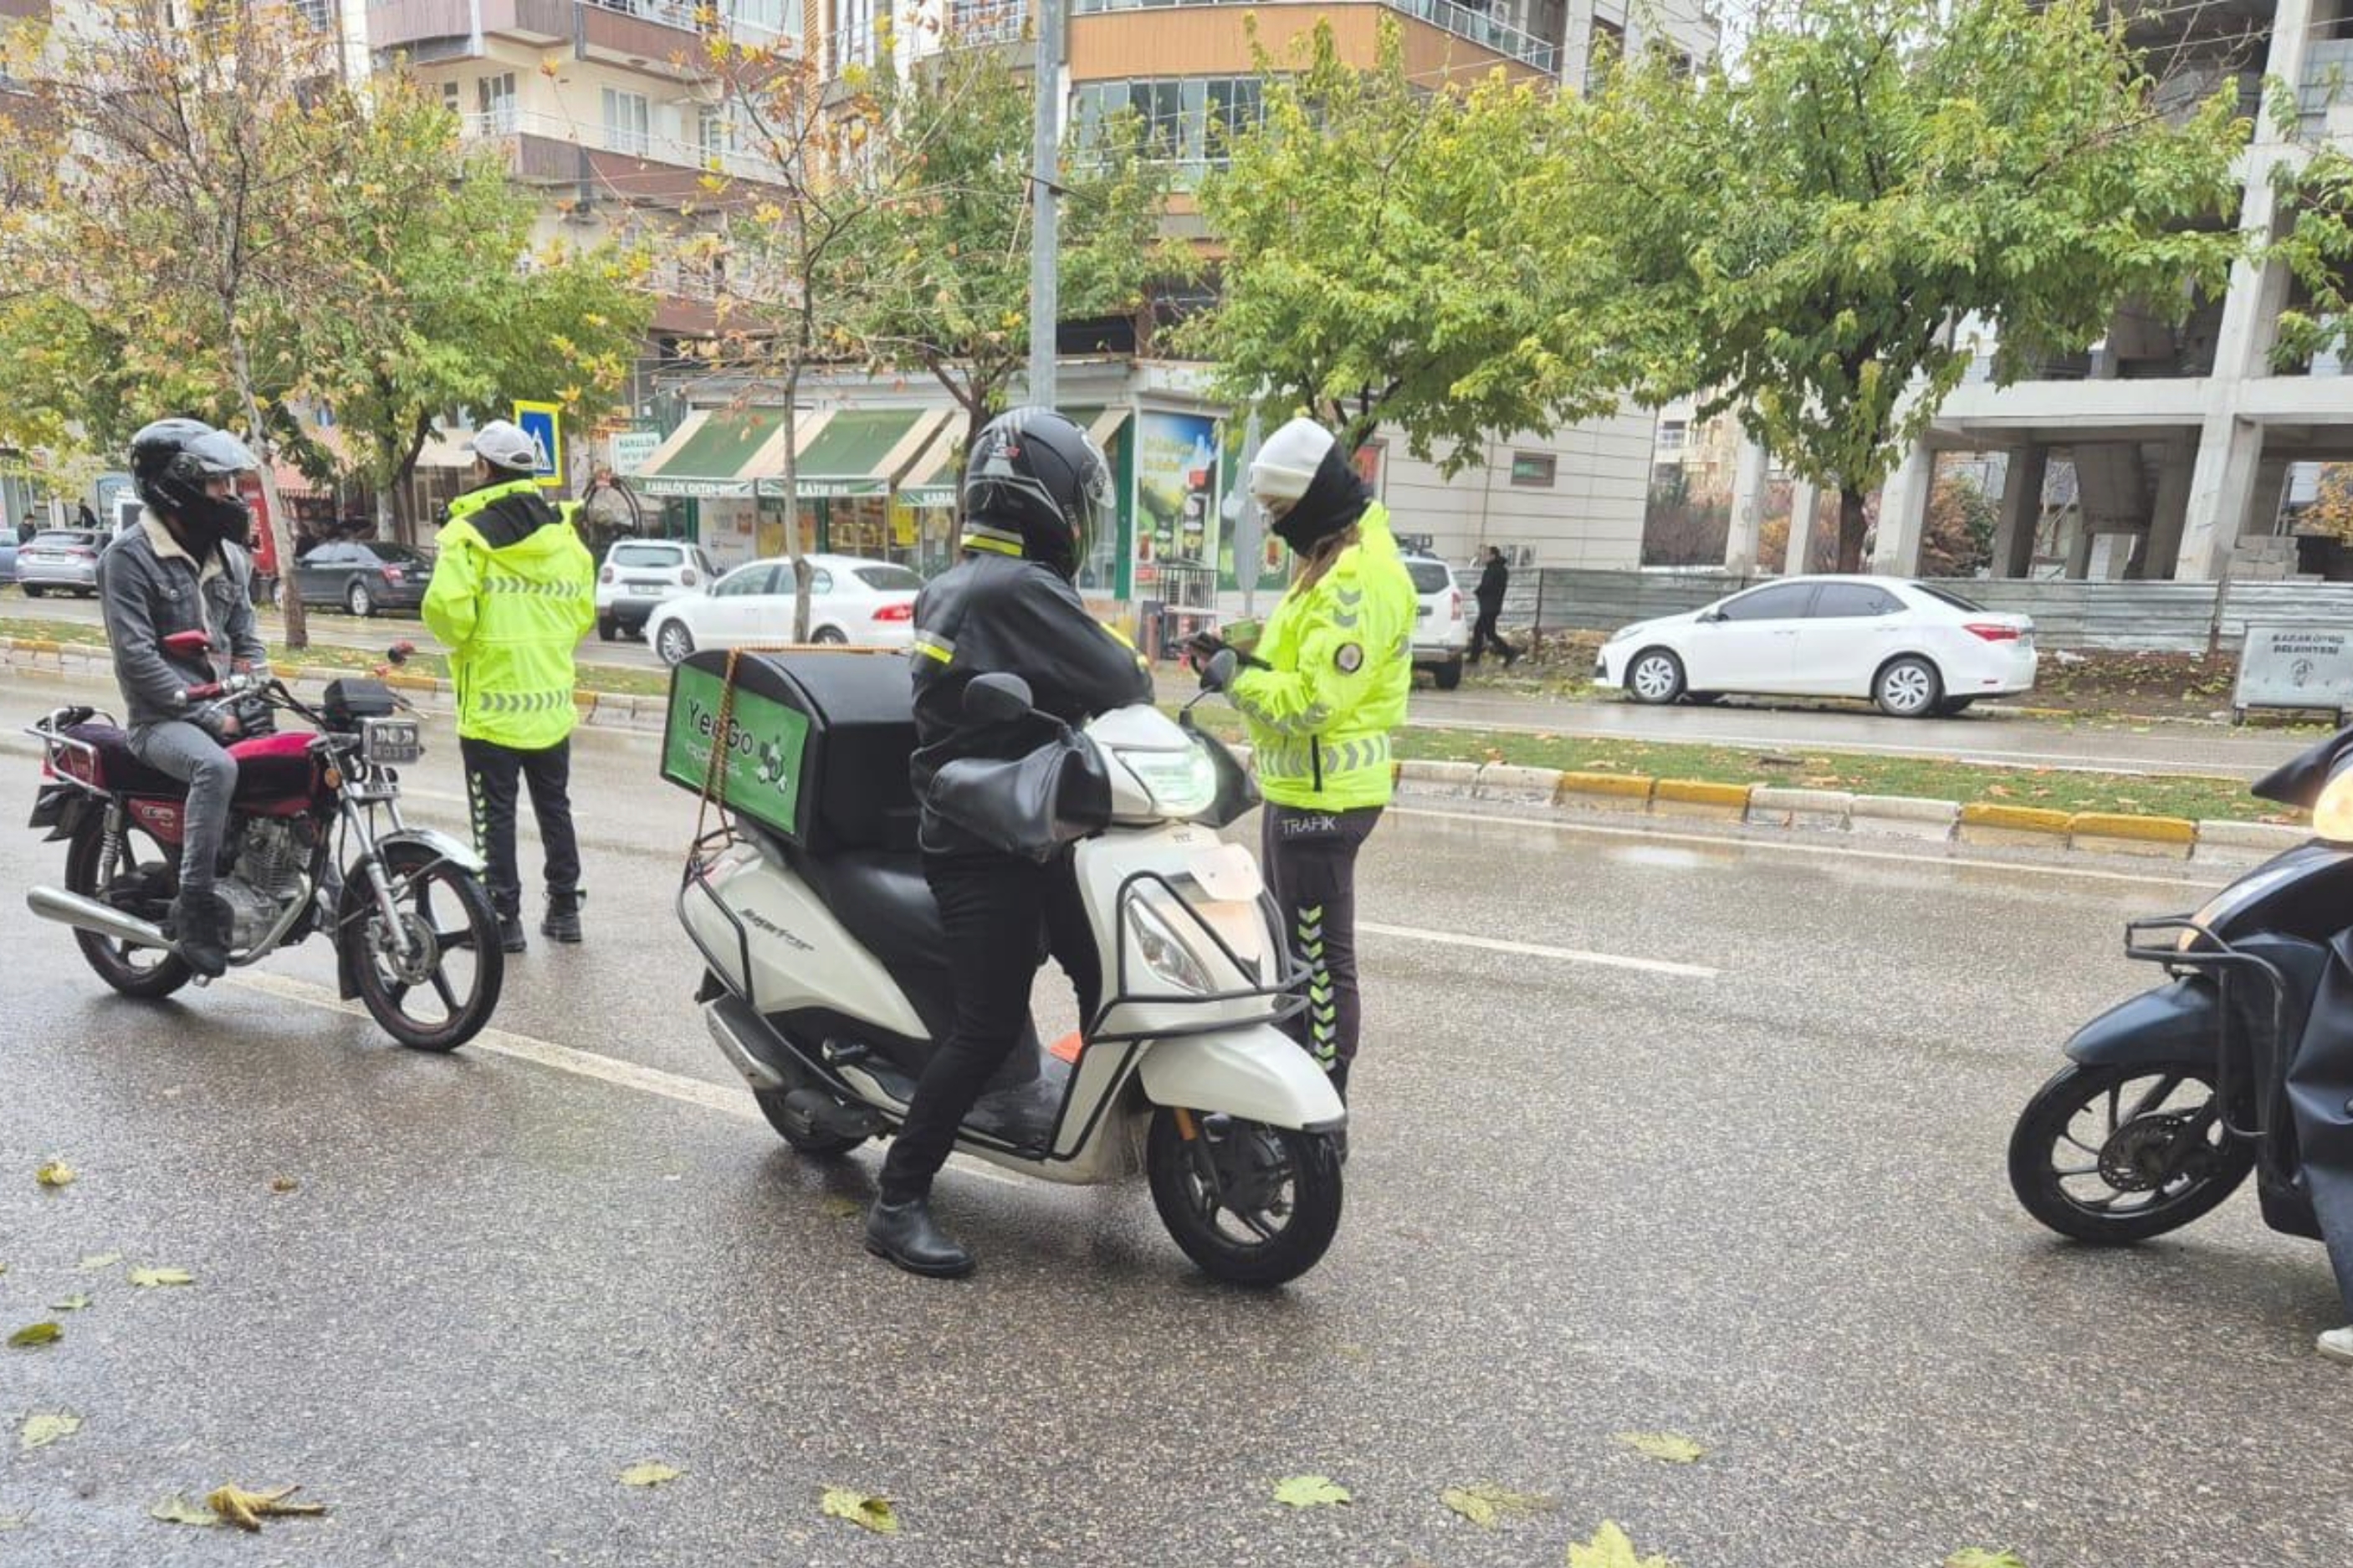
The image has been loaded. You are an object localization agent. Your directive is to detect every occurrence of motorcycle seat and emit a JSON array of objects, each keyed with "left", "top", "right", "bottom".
[{"left": 62, "top": 722, "right": 314, "bottom": 804}]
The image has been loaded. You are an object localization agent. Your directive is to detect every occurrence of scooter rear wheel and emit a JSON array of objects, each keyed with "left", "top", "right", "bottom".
[
  {"left": 1147, "top": 1106, "right": 1342, "bottom": 1287},
  {"left": 2008, "top": 1063, "right": 2253, "bottom": 1244}
]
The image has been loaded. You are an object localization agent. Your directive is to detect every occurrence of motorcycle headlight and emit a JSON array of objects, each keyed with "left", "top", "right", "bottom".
[
  {"left": 2318, "top": 769, "right": 2353, "bottom": 845},
  {"left": 1115, "top": 744, "right": 1218, "bottom": 818},
  {"left": 1128, "top": 896, "right": 1212, "bottom": 994}
]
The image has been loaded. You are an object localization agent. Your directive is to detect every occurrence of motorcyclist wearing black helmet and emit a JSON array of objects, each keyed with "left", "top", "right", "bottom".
[
  {"left": 95, "top": 418, "right": 270, "bottom": 978},
  {"left": 864, "top": 406, "right": 1153, "bottom": 1279}
]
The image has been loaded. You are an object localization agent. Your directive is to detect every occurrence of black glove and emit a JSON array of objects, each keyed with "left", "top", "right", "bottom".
[{"left": 1184, "top": 631, "right": 1229, "bottom": 669}]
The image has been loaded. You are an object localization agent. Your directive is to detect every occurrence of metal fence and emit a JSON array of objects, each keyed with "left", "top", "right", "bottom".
[{"left": 1484, "top": 569, "right": 2353, "bottom": 654}]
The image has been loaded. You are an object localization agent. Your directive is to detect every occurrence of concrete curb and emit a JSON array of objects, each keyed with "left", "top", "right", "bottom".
[
  {"left": 1, "top": 641, "right": 667, "bottom": 734},
  {"left": 1385, "top": 744, "right": 2292, "bottom": 864}
]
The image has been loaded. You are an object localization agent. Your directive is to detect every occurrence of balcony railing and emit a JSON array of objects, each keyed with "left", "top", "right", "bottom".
[
  {"left": 949, "top": 0, "right": 1028, "bottom": 43},
  {"left": 457, "top": 108, "right": 786, "bottom": 182},
  {"left": 580, "top": 0, "right": 700, "bottom": 33},
  {"left": 1069, "top": 0, "right": 1558, "bottom": 74}
]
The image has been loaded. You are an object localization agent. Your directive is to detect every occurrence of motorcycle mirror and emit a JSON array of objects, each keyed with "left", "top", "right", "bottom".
[
  {"left": 163, "top": 630, "right": 212, "bottom": 657},
  {"left": 1205, "top": 648, "right": 1239, "bottom": 691},
  {"left": 386, "top": 641, "right": 415, "bottom": 667},
  {"left": 963, "top": 672, "right": 1036, "bottom": 726}
]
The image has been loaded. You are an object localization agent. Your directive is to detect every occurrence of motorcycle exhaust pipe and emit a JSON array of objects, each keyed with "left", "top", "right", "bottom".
[{"left": 25, "top": 885, "right": 172, "bottom": 951}]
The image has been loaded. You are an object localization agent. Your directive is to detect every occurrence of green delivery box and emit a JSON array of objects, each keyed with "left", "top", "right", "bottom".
[{"left": 660, "top": 650, "right": 922, "bottom": 853}]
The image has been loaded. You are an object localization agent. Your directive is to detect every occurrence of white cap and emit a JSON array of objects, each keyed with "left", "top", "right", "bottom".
[
  {"left": 1247, "top": 416, "right": 1336, "bottom": 505},
  {"left": 467, "top": 419, "right": 540, "bottom": 473}
]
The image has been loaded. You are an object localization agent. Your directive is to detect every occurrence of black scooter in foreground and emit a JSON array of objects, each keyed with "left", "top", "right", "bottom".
[{"left": 2008, "top": 723, "right": 2353, "bottom": 1351}]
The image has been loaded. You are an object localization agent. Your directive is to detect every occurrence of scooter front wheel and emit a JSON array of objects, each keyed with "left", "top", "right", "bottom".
[
  {"left": 1147, "top": 1106, "right": 1342, "bottom": 1287},
  {"left": 2008, "top": 1062, "right": 2253, "bottom": 1244}
]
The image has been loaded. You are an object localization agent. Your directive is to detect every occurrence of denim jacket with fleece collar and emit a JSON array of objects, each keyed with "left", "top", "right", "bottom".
[{"left": 95, "top": 511, "right": 267, "bottom": 728}]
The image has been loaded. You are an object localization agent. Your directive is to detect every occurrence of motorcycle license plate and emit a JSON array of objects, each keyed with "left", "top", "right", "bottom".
[{"left": 361, "top": 718, "right": 422, "bottom": 764}]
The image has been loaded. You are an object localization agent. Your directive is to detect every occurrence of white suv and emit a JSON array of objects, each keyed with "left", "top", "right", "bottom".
[
  {"left": 596, "top": 539, "right": 716, "bottom": 641},
  {"left": 1401, "top": 552, "right": 1468, "bottom": 690}
]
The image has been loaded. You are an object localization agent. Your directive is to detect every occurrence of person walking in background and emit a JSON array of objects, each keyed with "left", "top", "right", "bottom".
[
  {"left": 422, "top": 420, "right": 597, "bottom": 953},
  {"left": 1470, "top": 545, "right": 1517, "bottom": 667}
]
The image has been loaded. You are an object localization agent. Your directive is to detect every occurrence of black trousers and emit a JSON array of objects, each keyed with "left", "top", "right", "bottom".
[
  {"left": 877, "top": 850, "right": 1100, "bottom": 1204},
  {"left": 1262, "top": 804, "right": 1382, "bottom": 1073},
  {"left": 459, "top": 737, "right": 581, "bottom": 917},
  {"left": 1469, "top": 603, "right": 1512, "bottom": 662}
]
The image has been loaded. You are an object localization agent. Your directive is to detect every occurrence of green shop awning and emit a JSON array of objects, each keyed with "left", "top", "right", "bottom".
[
  {"left": 895, "top": 421, "right": 963, "bottom": 508},
  {"left": 635, "top": 407, "right": 790, "bottom": 500},
  {"left": 761, "top": 407, "right": 943, "bottom": 501}
]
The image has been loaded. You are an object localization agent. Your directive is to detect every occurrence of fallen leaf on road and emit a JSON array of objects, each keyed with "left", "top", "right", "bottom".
[
  {"left": 1614, "top": 1432, "right": 1706, "bottom": 1464},
  {"left": 149, "top": 1494, "right": 219, "bottom": 1528},
  {"left": 1945, "top": 1552, "right": 2028, "bottom": 1568},
  {"left": 128, "top": 1268, "right": 194, "bottom": 1289},
  {"left": 79, "top": 1253, "right": 121, "bottom": 1271},
  {"left": 34, "top": 1161, "right": 74, "bottom": 1189},
  {"left": 618, "top": 1463, "right": 683, "bottom": 1488},
  {"left": 270, "top": 1177, "right": 299, "bottom": 1195},
  {"left": 0, "top": 1510, "right": 26, "bottom": 1530},
  {"left": 1272, "top": 1475, "right": 1351, "bottom": 1509},
  {"left": 8, "top": 1324, "right": 61, "bottom": 1349},
  {"left": 820, "top": 1196, "right": 863, "bottom": 1220},
  {"left": 205, "top": 1484, "right": 326, "bottom": 1532},
  {"left": 1566, "top": 1520, "right": 1674, "bottom": 1567},
  {"left": 1440, "top": 1483, "right": 1554, "bottom": 1529},
  {"left": 821, "top": 1486, "right": 900, "bottom": 1534},
  {"left": 49, "top": 1295, "right": 92, "bottom": 1313},
  {"left": 19, "top": 1413, "right": 80, "bottom": 1450}
]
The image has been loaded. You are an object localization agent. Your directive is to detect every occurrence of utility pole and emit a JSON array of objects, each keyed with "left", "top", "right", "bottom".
[{"left": 1026, "top": 0, "right": 1062, "bottom": 409}]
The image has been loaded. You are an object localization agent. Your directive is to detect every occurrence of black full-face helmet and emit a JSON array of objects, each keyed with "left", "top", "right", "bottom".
[
  {"left": 130, "top": 418, "right": 258, "bottom": 550},
  {"left": 959, "top": 407, "right": 1112, "bottom": 580}
]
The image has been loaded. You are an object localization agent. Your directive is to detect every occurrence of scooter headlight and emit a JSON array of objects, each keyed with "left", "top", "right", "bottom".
[
  {"left": 1114, "top": 744, "right": 1219, "bottom": 819},
  {"left": 1128, "top": 896, "right": 1212, "bottom": 993},
  {"left": 2317, "top": 769, "right": 2353, "bottom": 845}
]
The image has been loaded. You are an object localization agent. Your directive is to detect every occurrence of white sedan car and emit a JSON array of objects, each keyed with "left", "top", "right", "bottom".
[
  {"left": 1594, "top": 575, "right": 2037, "bottom": 718},
  {"left": 647, "top": 554, "right": 923, "bottom": 666}
]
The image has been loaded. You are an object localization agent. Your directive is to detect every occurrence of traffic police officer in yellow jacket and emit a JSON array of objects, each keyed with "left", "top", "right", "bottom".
[
  {"left": 422, "top": 419, "right": 597, "bottom": 953},
  {"left": 1195, "top": 416, "right": 1414, "bottom": 1106}
]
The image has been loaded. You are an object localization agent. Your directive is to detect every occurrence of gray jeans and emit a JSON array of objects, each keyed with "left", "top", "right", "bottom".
[{"left": 127, "top": 720, "right": 237, "bottom": 893}]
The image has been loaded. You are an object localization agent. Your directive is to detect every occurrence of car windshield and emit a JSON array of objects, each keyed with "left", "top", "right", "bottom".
[
  {"left": 1914, "top": 584, "right": 1987, "bottom": 613},
  {"left": 1404, "top": 560, "right": 1454, "bottom": 595},
  {"left": 853, "top": 564, "right": 923, "bottom": 591},
  {"left": 611, "top": 544, "right": 683, "bottom": 569}
]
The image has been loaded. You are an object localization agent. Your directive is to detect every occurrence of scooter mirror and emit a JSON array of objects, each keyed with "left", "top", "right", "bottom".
[
  {"left": 1205, "top": 648, "right": 1240, "bottom": 691},
  {"left": 964, "top": 672, "right": 1036, "bottom": 726},
  {"left": 163, "top": 630, "right": 212, "bottom": 657}
]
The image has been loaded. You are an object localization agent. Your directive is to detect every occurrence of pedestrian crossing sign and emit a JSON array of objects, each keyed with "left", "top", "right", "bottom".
[{"left": 514, "top": 401, "right": 563, "bottom": 490}]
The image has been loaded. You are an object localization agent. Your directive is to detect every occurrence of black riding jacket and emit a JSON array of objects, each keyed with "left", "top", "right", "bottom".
[{"left": 908, "top": 549, "right": 1153, "bottom": 857}]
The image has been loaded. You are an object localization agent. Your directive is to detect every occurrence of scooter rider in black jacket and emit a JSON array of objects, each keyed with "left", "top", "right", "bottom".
[{"left": 865, "top": 407, "right": 1153, "bottom": 1279}]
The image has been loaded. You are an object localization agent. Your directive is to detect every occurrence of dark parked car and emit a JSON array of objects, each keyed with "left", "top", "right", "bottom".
[{"left": 290, "top": 540, "right": 434, "bottom": 617}]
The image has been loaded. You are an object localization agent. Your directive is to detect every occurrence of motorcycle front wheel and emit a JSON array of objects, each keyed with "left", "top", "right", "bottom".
[
  {"left": 340, "top": 843, "right": 504, "bottom": 1052},
  {"left": 1146, "top": 1106, "right": 1342, "bottom": 1287},
  {"left": 2008, "top": 1062, "right": 2254, "bottom": 1244}
]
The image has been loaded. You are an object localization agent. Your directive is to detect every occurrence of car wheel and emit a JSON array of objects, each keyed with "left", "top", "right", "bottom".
[
  {"left": 1431, "top": 658, "right": 1463, "bottom": 691},
  {"left": 22, "top": 585, "right": 42, "bottom": 599},
  {"left": 346, "top": 580, "right": 375, "bottom": 618},
  {"left": 655, "top": 621, "right": 695, "bottom": 667},
  {"left": 811, "top": 626, "right": 847, "bottom": 646},
  {"left": 1874, "top": 655, "right": 1942, "bottom": 718},
  {"left": 596, "top": 615, "right": 616, "bottom": 643},
  {"left": 1626, "top": 647, "right": 1685, "bottom": 705}
]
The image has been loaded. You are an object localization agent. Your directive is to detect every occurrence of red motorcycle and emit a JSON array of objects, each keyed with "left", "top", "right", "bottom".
[{"left": 22, "top": 633, "right": 504, "bottom": 1050}]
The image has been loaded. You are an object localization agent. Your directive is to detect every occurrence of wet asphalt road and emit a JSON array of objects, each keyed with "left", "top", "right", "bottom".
[{"left": 2, "top": 672, "right": 2349, "bottom": 1566}]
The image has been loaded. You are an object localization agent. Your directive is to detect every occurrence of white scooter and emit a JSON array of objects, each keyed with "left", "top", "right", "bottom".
[{"left": 670, "top": 649, "right": 1347, "bottom": 1286}]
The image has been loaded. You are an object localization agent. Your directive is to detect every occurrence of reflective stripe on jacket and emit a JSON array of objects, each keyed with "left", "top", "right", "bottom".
[
  {"left": 422, "top": 479, "right": 596, "bottom": 749},
  {"left": 1225, "top": 502, "right": 1414, "bottom": 810}
]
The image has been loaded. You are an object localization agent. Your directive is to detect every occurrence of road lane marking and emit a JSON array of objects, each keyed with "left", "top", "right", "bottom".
[
  {"left": 221, "top": 971, "right": 1031, "bottom": 1188},
  {"left": 1358, "top": 921, "right": 1719, "bottom": 978}
]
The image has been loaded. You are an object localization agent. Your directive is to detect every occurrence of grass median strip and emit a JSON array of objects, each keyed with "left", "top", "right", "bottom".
[
  {"left": 0, "top": 615, "right": 673, "bottom": 700},
  {"left": 1189, "top": 709, "right": 2288, "bottom": 825}
]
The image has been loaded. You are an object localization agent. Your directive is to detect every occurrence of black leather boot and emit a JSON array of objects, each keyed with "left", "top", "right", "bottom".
[
  {"left": 498, "top": 912, "right": 527, "bottom": 954},
  {"left": 541, "top": 888, "right": 583, "bottom": 945},
  {"left": 864, "top": 1197, "right": 974, "bottom": 1279},
  {"left": 171, "top": 887, "right": 233, "bottom": 979}
]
